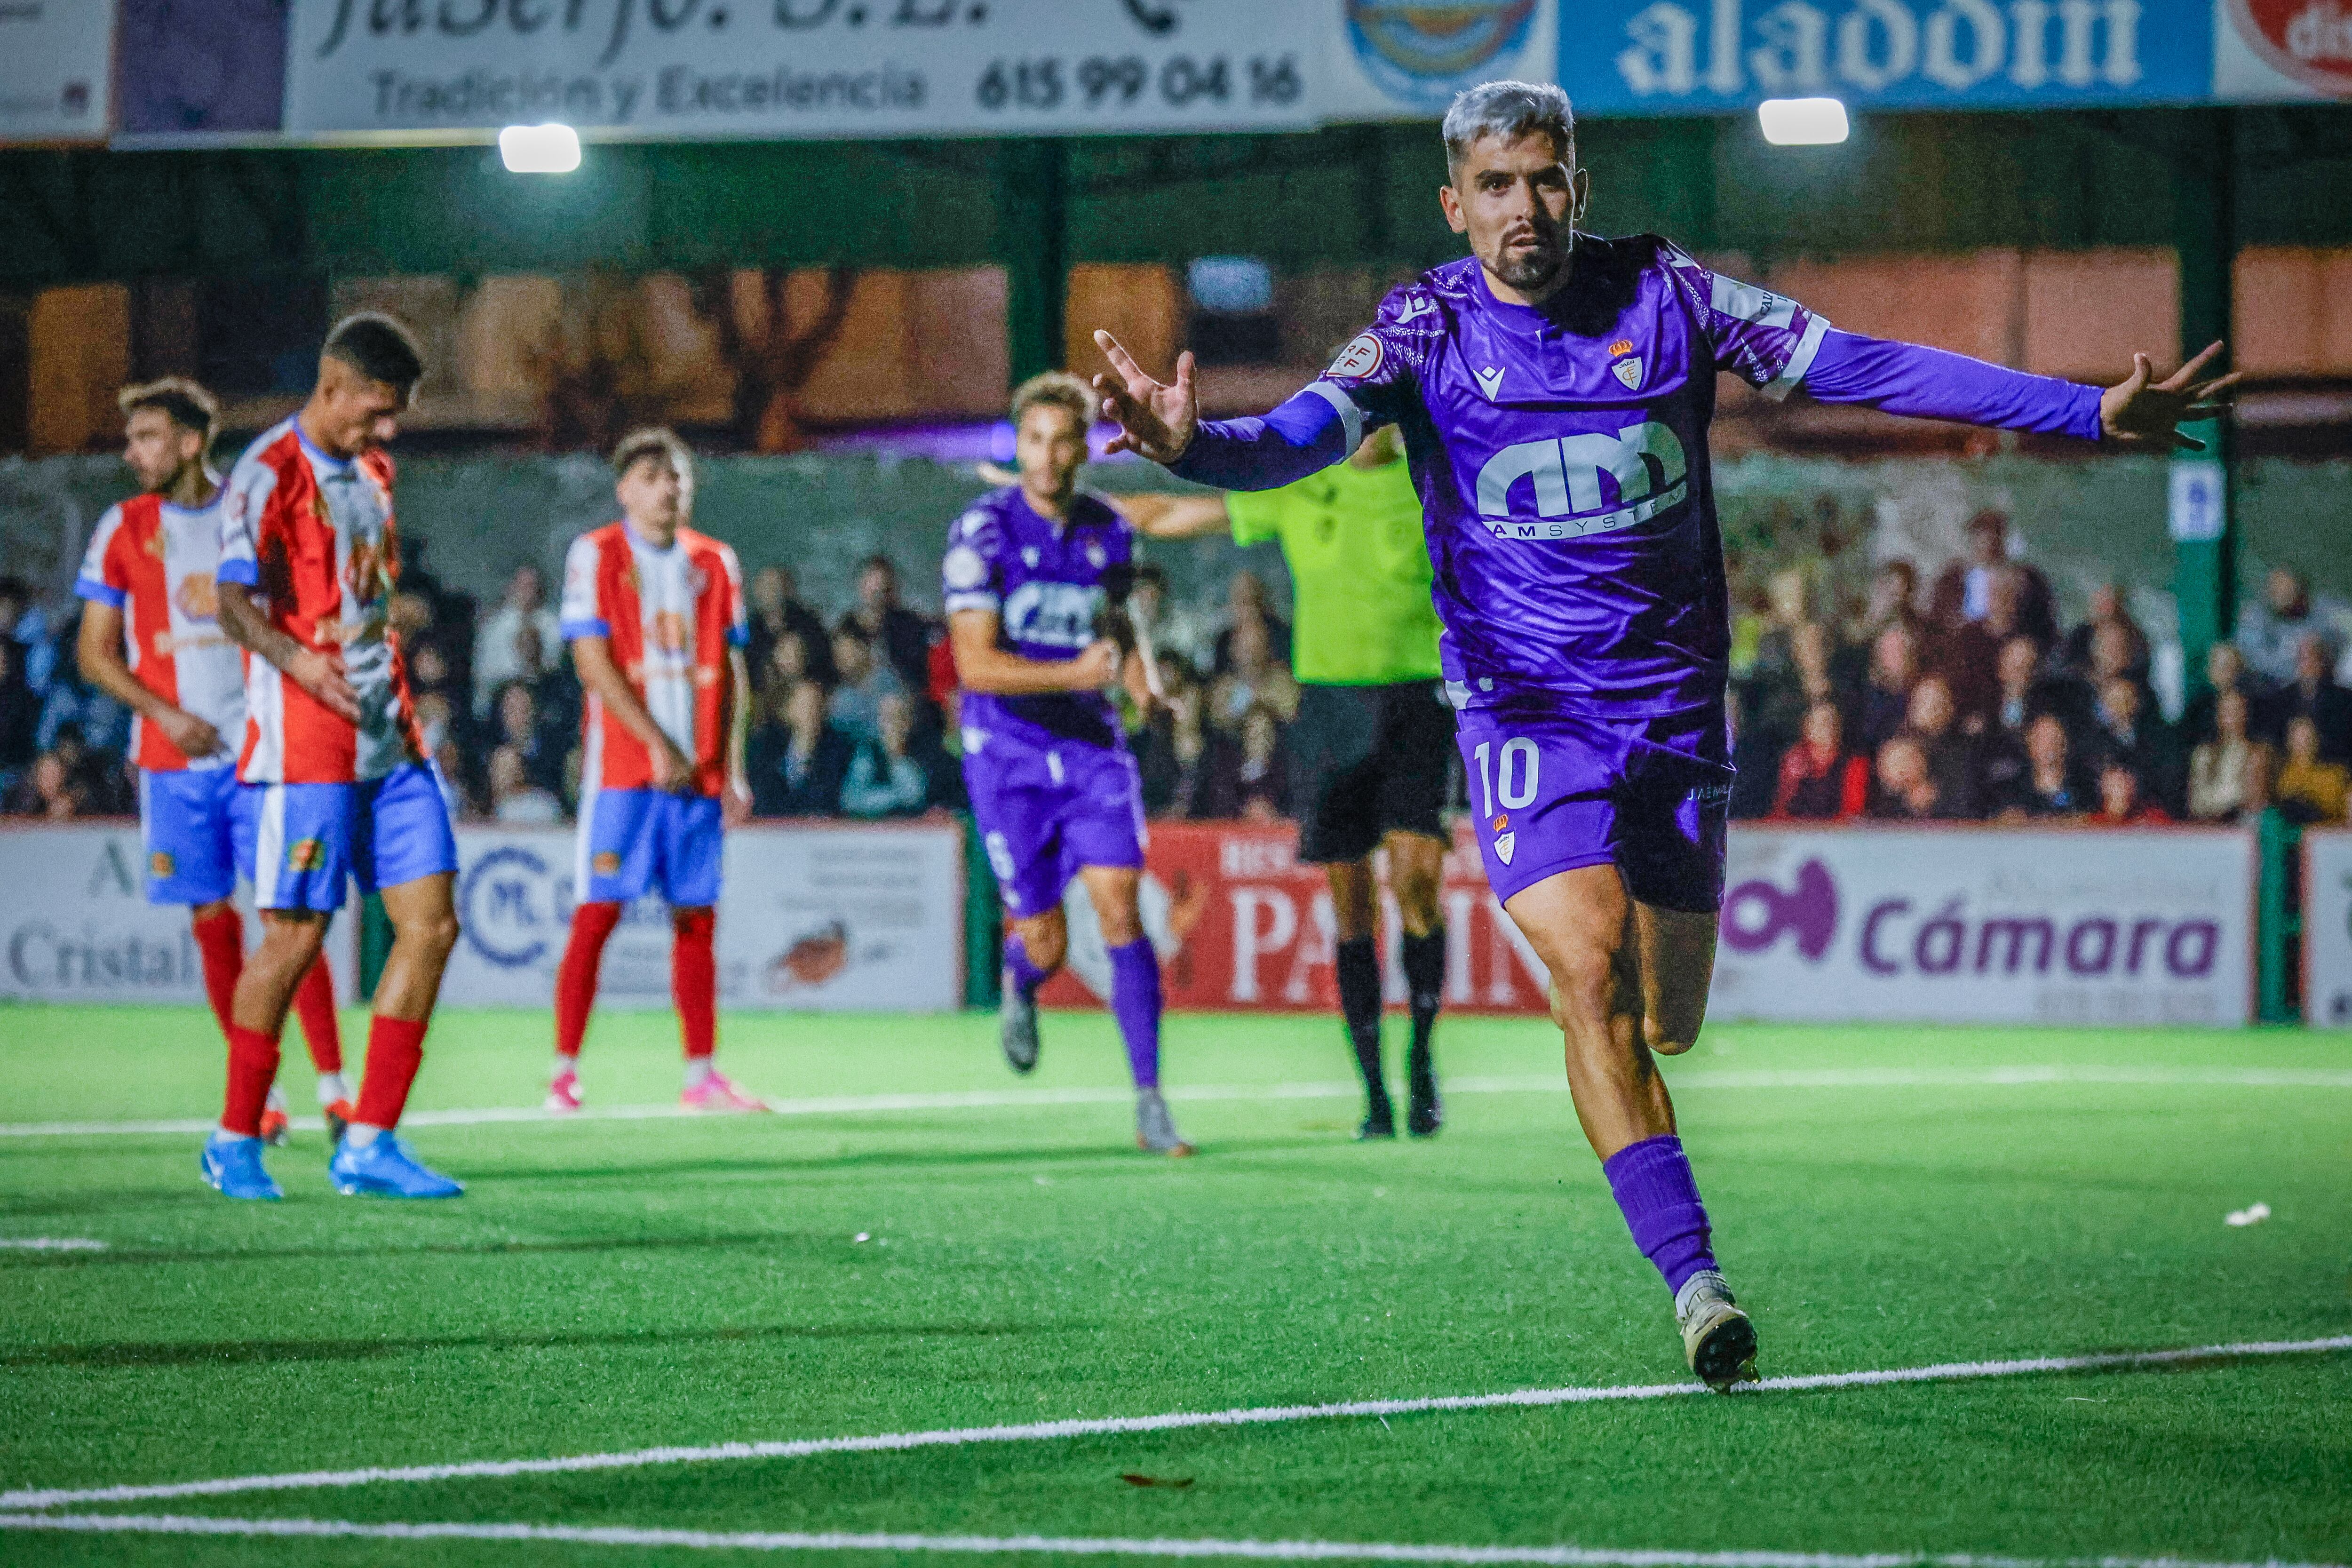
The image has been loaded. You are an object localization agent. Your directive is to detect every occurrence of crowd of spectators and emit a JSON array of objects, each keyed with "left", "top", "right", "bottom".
[
  {"left": 8, "top": 509, "right": 2351, "bottom": 836},
  {"left": 1730, "top": 511, "right": 2352, "bottom": 829}
]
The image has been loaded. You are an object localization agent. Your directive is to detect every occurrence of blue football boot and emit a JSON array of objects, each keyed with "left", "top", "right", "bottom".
[
  {"left": 328, "top": 1133, "right": 464, "bottom": 1199},
  {"left": 200, "top": 1131, "right": 283, "bottom": 1201}
]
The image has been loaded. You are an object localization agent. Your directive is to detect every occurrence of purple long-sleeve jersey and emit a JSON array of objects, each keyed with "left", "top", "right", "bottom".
[{"left": 1171, "top": 235, "right": 2104, "bottom": 745}]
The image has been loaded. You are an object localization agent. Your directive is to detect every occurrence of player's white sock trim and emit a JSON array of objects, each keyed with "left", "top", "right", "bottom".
[
  {"left": 683, "top": 1059, "right": 715, "bottom": 1089},
  {"left": 209, "top": 1129, "right": 258, "bottom": 1145},
  {"left": 316, "top": 1073, "right": 349, "bottom": 1106},
  {"left": 344, "top": 1124, "right": 386, "bottom": 1149}
]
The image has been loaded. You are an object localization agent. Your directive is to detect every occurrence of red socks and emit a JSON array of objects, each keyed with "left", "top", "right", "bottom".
[
  {"left": 291, "top": 959, "right": 342, "bottom": 1074},
  {"left": 354, "top": 1014, "right": 428, "bottom": 1130},
  {"left": 673, "top": 907, "right": 716, "bottom": 1061},
  {"left": 191, "top": 907, "right": 244, "bottom": 1040},
  {"left": 222, "top": 1023, "right": 280, "bottom": 1137},
  {"left": 555, "top": 901, "right": 623, "bottom": 1059}
]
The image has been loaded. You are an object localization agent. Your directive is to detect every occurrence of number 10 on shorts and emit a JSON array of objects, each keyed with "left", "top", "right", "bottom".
[{"left": 1473, "top": 738, "right": 1540, "bottom": 818}]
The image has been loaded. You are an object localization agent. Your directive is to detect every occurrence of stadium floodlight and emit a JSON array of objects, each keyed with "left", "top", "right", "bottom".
[
  {"left": 1757, "top": 98, "right": 1850, "bottom": 146},
  {"left": 499, "top": 123, "right": 581, "bottom": 174}
]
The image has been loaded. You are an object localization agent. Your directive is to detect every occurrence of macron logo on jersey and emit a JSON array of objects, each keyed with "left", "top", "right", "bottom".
[
  {"left": 1474, "top": 366, "right": 1506, "bottom": 400},
  {"left": 1473, "top": 420, "right": 1691, "bottom": 541}
]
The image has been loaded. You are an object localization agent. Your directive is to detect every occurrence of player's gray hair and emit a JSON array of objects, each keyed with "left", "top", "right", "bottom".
[
  {"left": 611, "top": 426, "right": 696, "bottom": 486},
  {"left": 1442, "top": 80, "right": 1574, "bottom": 176}
]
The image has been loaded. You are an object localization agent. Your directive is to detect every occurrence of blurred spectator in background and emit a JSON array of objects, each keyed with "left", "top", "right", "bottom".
[
  {"left": 2082, "top": 677, "right": 2182, "bottom": 814},
  {"left": 488, "top": 745, "right": 565, "bottom": 826},
  {"left": 1726, "top": 686, "right": 1780, "bottom": 820},
  {"left": 748, "top": 565, "right": 835, "bottom": 689},
  {"left": 1929, "top": 565, "right": 2034, "bottom": 726},
  {"left": 827, "top": 628, "right": 906, "bottom": 743},
  {"left": 1212, "top": 570, "right": 1293, "bottom": 675},
  {"left": 840, "top": 556, "right": 936, "bottom": 699},
  {"left": 1857, "top": 622, "right": 1921, "bottom": 757},
  {"left": 1992, "top": 713, "right": 2087, "bottom": 820},
  {"left": 2273, "top": 716, "right": 2349, "bottom": 825},
  {"left": 2236, "top": 568, "right": 2341, "bottom": 687},
  {"left": 6, "top": 751, "right": 85, "bottom": 819},
  {"left": 2267, "top": 633, "right": 2352, "bottom": 763},
  {"left": 1201, "top": 703, "right": 1289, "bottom": 822},
  {"left": 1136, "top": 658, "right": 1221, "bottom": 818},
  {"left": 413, "top": 692, "right": 473, "bottom": 818},
  {"left": 1901, "top": 674, "right": 1979, "bottom": 819},
  {"left": 1770, "top": 701, "right": 1867, "bottom": 821},
  {"left": 2188, "top": 690, "right": 2271, "bottom": 823},
  {"left": 0, "top": 637, "right": 38, "bottom": 792},
  {"left": 750, "top": 678, "right": 853, "bottom": 818},
  {"left": 762, "top": 628, "right": 816, "bottom": 698},
  {"left": 1210, "top": 613, "right": 1298, "bottom": 730},
  {"left": 2059, "top": 584, "right": 2151, "bottom": 686},
  {"left": 492, "top": 680, "right": 567, "bottom": 796},
  {"left": 840, "top": 692, "right": 943, "bottom": 819},
  {"left": 0, "top": 574, "right": 56, "bottom": 694},
  {"left": 1868, "top": 735, "right": 1947, "bottom": 820},
  {"left": 35, "top": 607, "right": 130, "bottom": 764},
  {"left": 1126, "top": 564, "right": 1212, "bottom": 675},
  {"left": 2090, "top": 762, "right": 2170, "bottom": 826},
  {"left": 2182, "top": 642, "right": 2260, "bottom": 748},
  {"left": 473, "top": 565, "right": 563, "bottom": 714},
  {"left": 1928, "top": 510, "right": 2058, "bottom": 647},
  {"left": 1855, "top": 558, "right": 1920, "bottom": 644}
]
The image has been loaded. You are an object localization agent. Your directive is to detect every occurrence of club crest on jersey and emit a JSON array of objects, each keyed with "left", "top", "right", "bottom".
[
  {"left": 1490, "top": 812, "right": 1514, "bottom": 866},
  {"left": 286, "top": 838, "right": 326, "bottom": 873},
  {"left": 149, "top": 851, "right": 175, "bottom": 879},
  {"left": 1612, "top": 357, "right": 1645, "bottom": 390},
  {"left": 1085, "top": 541, "right": 1108, "bottom": 569},
  {"left": 593, "top": 851, "right": 622, "bottom": 876},
  {"left": 1327, "top": 332, "right": 1383, "bottom": 380},
  {"left": 1022, "top": 547, "right": 1041, "bottom": 567}
]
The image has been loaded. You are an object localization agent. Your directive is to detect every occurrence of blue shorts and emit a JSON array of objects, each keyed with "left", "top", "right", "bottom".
[
  {"left": 576, "top": 788, "right": 723, "bottom": 908},
  {"left": 232, "top": 762, "right": 460, "bottom": 913},
  {"left": 961, "top": 733, "right": 1144, "bottom": 917},
  {"left": 1456, "top": 703, "right": 1731, "bottom": 914},
  {"left": 140, "top": 766, "right": 238, "bottom": 907}
]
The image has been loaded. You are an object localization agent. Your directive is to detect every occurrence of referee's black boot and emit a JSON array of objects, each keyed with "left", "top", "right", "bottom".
[
  {"left": 1405, "top": 1044, "right": 1442, "bottom": 1138},
  {"left": 1356, "top": 1094, "right": 1397, "bottom": 1141}
]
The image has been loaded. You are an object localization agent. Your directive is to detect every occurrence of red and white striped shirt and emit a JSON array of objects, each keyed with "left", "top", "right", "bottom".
[
  {"left": 217, "top": 417, "right": 424, "bottom": 784},
  {"left": 560, "top": 520, "right": 746, "bottom": 798},
  {"left": 75, "top": 491, "right": 244, "bottom": 772}
]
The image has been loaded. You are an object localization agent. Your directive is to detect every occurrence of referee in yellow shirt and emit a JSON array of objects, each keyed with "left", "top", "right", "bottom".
[{"left": 1126, "top": 424, "right": 1452, "bottom": 1140}]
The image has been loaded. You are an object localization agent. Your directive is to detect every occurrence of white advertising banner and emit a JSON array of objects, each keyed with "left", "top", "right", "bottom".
[
  {"left": 0, "top": 0, "right": 111, "bottom": 143},
  {"left": 1710, "top": 827, "right": 2257, "bottom": 1026},
  {"left": 2302, "top": 830, "right": 2352, "bottom": 1029},
  {"left": 0, "top": 823, "right": 358, "bottom": 1004},
  {"left": 284, "top": 0, "right": 1324, "bottom": 140},
  {"left": 446, "top": 821, "right": 962, "bottom": 1011}
]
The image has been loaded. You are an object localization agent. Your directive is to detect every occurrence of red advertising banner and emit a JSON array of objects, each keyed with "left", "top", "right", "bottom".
[{"left": 1034, "top": 821, "right": 1551, "bottom": 1015}]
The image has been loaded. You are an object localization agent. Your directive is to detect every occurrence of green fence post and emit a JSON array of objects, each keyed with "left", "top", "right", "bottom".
[
  {"left": 962, "top": 812, "right": 1002, "bottom": 1010},
  {"left": 2256, "top": 810, "right": 2302, "bottom": 1025}
]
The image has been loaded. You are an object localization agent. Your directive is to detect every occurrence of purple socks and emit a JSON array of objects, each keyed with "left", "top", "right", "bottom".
[
  {"left": 1601, "top": 1134, "right": 1716, "bottom": 1296},
  {"left": 1005, "top": 934, "right": 1052, "bottom": 998},
  {"left": 1106, "top": 937, "right": 1162, "bottom": 1090}
]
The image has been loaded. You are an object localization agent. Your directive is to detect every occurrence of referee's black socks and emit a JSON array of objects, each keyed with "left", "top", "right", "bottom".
[
  {"left": 1402, "top": 926, "right": 1445, "bottom": 1135},
  {"left": 1335, "top": 937, "right": 1391, "bottom": 1126}
]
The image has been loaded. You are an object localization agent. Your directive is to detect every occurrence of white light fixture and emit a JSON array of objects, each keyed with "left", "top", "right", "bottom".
[
  {"left": 1757, "top": 97, "right": 1850, "bottom": 146},
  {"left": 499, "top": 123, "right": 581, "bottom": 174}
]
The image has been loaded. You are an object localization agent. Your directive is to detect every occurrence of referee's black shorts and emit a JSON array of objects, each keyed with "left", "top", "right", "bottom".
[{"left": 1288, "top": 679, "right": 1457, "bottom": 865}]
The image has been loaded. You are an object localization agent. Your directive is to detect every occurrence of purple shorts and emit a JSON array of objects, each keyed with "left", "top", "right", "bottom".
[
  {"left": 961, "top": 728, "right": 1144, "bottom": 918},
  {"left": 1455, "top": 701, "right": 1731, "bottom": 913}
]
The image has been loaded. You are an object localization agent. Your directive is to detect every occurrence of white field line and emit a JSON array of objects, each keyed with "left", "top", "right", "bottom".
[
  {"left": 7, "top": 1336, "right": 2346, "bottom": 1513},
  {"left": 0, "top": 1238, "right": 106, "bottom": 1251},
  {"left": 0, "top": 1515, "right": 2341, "bottom": 1568},
  {"left": 4, "top": 1065, "right": 2349, "bottom": 1140}
]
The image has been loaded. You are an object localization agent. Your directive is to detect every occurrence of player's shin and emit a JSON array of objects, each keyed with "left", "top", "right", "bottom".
[
  {"left": 1107, "top": 937, "right": 1162, "bottom": 1089},
  {"left": 1334, "top": 936, "right": 1393, "bottom": 1135},
  {"left": 292, "top": 957, "right": 344, "bottom": 1083},
  {"left": 220, "top": 1023, "right": 281, "bottom": 1138},
  {"left": 554, "top": 900, "right": 622, "bottom": 1069},
  {"left": 673, "top": 907, "right": 717, "bottom": 1084},
  {"left": 190, "top": 905, "right": 245, "bottom": 1039},
  {"left": 350, "top": 1014, "right": 428, "bottom": 1141},
  {"left": 1602, "top": 1132, "right": 1717, "bottom": 1296}
]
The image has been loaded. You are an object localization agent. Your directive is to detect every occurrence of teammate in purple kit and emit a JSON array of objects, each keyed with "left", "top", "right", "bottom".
[
  {"left": 1090, "top": 81, "right": 2234, "bottom": 1386},
  {"left": 946, "top": 371, "right": 1192, "bottom": 1157}
]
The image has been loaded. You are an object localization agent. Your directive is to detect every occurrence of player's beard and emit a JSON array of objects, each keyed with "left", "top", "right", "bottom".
[{"left": 1490, "top": 228, "right": 1570, "bottom": 293}]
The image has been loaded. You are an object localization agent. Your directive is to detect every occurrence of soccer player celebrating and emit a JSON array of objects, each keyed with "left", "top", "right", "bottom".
[
  {"left": 547, "top": 428, "right": 760, "bottom": 1114},
  {"left": 949, "top": 373, "right": 1189, "bottom": 1156},
  {"left": 211, "top": 313, "right": 466, "bottom": 1202},
  {"left": 1123, "top": 424, "right": 1453, "bottom": 1141},
  {"left": 1091, "top": 82, "right": 2232, "bottom": 1385},
  {"left": 75, "top": 380, "right": 353, "bottom": 1146}
]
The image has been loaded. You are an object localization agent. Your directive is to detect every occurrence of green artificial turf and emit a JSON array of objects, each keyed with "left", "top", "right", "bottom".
[{"left": 1, "top": 1003, "right": 2348, "bottom": 1566}]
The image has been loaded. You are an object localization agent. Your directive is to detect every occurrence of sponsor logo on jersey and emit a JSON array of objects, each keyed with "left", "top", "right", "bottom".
[
  {"left": 1346, "top": 0, "right": 1540, "bottom": 108},
  {"left": 175, "top": 572, "right": 218, "bottom": 621},
  {"left": 1328, "top": 332, "right": 1384, "bottom": 380},
  {"left": 287, "top": 838, "right": 326, "bottom": 873},
  {"left": 652, "top": 609, "right": 691, "bottom": 654},
  {"left": 1473, "top": 420, "right": 1690, "bottom": 538}
]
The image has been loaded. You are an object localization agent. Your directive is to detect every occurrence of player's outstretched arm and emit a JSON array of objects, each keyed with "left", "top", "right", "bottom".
[
  {"left": 1091, "top": 330, "right": 1356, "bottom": 493},
  {"left": 75, "top": 602, "right": 223, "bottom": 759},
  {"left": 1800, "top": 329, "right": 2238, "bottom": 448},
  {"left": 217, "top": 581, "right": 360, "bottom": 724},
  {"left": 570, "top": 632, "right": 696, "bottom": 792},
  {"left": 948, "top": 610, "right": 1117, "bottom": 696}
]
